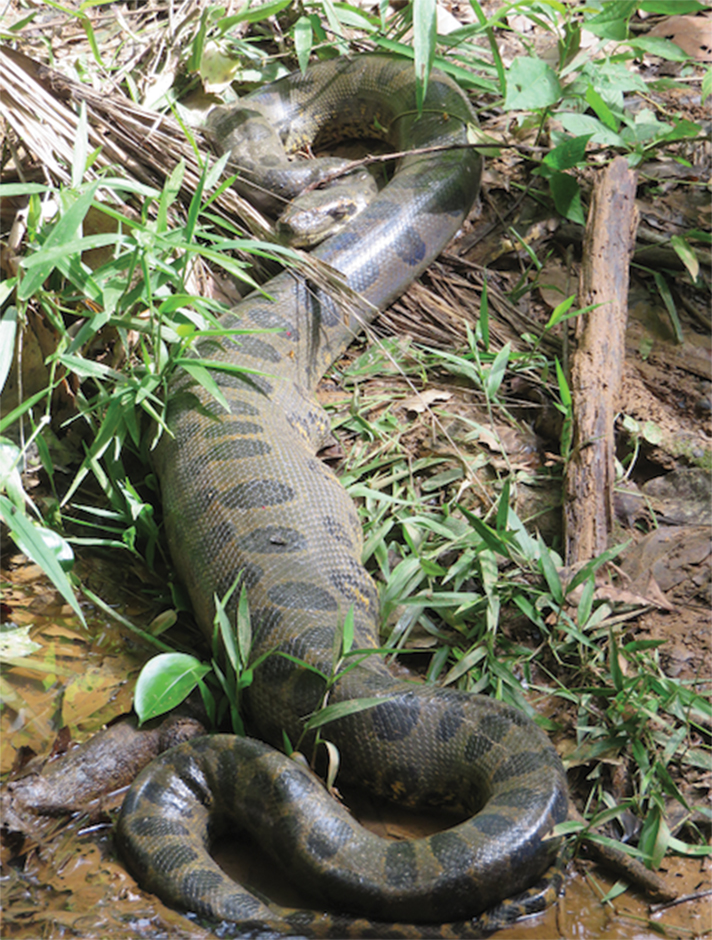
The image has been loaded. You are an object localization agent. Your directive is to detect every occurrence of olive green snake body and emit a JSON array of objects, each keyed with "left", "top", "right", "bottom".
[{"left": 116, "top": 55, "right": 568, "bottom": 937}]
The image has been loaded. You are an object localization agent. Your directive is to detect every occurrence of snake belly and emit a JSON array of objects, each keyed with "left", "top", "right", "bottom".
[{"left": 116, "top": 55, "right": 568, "bottom": 937}]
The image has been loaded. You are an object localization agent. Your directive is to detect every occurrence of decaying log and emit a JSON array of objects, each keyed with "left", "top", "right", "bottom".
[
  {"left": 564, "top": 156, "right": 638, "bottom": 565},
  {"left": 2, "top": 714, "right": 205, "bottom": 824}
]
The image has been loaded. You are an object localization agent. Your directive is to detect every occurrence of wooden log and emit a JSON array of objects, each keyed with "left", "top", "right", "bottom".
[{"left": 564, "top": 157, "right": 638, "bottom": 565}]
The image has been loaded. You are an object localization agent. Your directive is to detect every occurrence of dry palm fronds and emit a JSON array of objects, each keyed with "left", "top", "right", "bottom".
[{"left": 0, "top": 44, "right": 270, "bottom": 236}]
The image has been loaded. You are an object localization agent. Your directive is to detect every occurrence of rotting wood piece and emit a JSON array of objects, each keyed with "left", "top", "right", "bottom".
[{"left": 564, "top": 156, "right": 638, "bottom": 565}]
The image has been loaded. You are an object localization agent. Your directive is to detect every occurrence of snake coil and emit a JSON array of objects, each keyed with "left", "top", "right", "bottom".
[{"left": 117, "top": 55, "right": 568, "bottom": 938}]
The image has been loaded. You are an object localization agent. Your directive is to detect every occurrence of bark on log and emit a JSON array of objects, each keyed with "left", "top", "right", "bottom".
[{"left": 564, "top": 156, "right": 638, "bottom": 565}]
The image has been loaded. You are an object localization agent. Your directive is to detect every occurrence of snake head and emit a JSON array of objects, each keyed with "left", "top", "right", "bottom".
[{"left": 277, "top": 168, "right": 378, "bottom": 247}]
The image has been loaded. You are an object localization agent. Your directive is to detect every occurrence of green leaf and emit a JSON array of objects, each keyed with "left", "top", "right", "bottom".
[
  {"left": 134, "top": 652, "right": 210, "bottom": 724},
  {"left": 638, "top": 803, "right": 670, "bottom": 869},
  {"left": 215, "top": 586, "right": 239, "bottom": 675},
  {"left": 0, "top": 301, "right": 18, "bottom": 398},
  {"left": 703, "top": 66, "right": 712, "bottom": 106},
  {"left": 459, "top": 505, "right": 513, "bottom": 558},
  {"left": 543, "top": 135, "right": 593, "bottom": 171},
  {"left": 555, "top": 358, "right": 571, "bottom": 408},
  {"left": 538, "top": 535, "right": 563, "bottom": 606},
  {"left": 640, "top": 0, "right": 705, "bottom": 11},
  {"left": 653, "top": 271, "right": 684, "bottom": 344},
  {"left": 548, "top": 170, "right": 585, "bottom": 225},
  {"left": 584, "top": 1, "right": 636, "bottom": 41},
  {"left": 660, "top": 119, "right": 703, "bottom": 143},
  {"left": 303, "top": 695, "right": 387, "bottom": 731},
  {"left": 0, "top": 438, "right": 24, "bottom": 509},
  {"left": 318, "top": 0, "right": 349, "bottom": 54},
  {"left": 504, "top": 57, "right": 561, "bottom": 111},
  {"left": 627, "top": 37, "right": 691, "bottom": 62},
  {"left": 237, "top": 582, "right": 252, "bottom": 670},
  {"left": 496, "top": 478, "right": 510, "bottom": 533},
  {"left": 609, "top": 630, "right": 624, "bottom": 693},
  {"left": 217, "top": 0, "right": 292, "bottom": 29},
  {"left": 485, "top": 342, "right": 510, "bottom": 398},
  {"left": 585, "top": 86, "right": 619, "bottom": 132},
  {"left": 442, "top": 644, "right": 487, "bottom": 686},
  {"left": 340, "top": 605, "right": 355, "bottom": 658},
  {"left": 479, "top": 276, "right": 490, "bottom": 350},
  {"left": 545, "top": 295, "right": 576, "bottom": 329},
  {"left": 670, "top": 235, "right": 699, "bottom": 282},
  {"left": 294, "top": 16, "right": 313, "bottom": 74},
  {"left": 557, "top": 112, "right": 624, "bottom": 147},
  {"left": 0, "top": 183, "right": 50, "bottom": 197},
  {"left": 0, "top": 495, "right": 85, "bottom": 626},
  {"left": 413, "top": 0, "right": 436, "bottom": 110},
  {"left": 18, "top": 180, "right": 101, "bottom": 300},
  {"left": 577, "top": 575, "right": 595, "bottom": 627}
]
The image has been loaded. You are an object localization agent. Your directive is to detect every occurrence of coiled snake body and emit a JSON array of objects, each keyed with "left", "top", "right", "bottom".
[{"left": 117, "top": 55, "right": 568, "bottom": 937}]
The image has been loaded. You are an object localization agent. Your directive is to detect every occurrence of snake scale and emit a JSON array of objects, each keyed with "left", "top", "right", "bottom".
[{"left": 116, "top": 55, "right": 568, "bottom": 937}]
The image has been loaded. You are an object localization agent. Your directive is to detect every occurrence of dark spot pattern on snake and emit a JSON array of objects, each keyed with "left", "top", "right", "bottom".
[
  {"left": 221, "top": 480, "right": 296, "bottom": 510},
  {"left": 117, "top": 55, "right": 567, "bottom": 940}
]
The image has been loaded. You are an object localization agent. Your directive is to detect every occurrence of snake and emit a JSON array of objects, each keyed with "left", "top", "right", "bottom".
[{"left": 116, "top": 54, "right": 569, "bottom": 937}]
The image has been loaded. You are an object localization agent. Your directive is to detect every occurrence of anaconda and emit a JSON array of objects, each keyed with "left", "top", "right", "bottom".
[{"left": 116, "top": 54, "right": 569, "bottom": 937}]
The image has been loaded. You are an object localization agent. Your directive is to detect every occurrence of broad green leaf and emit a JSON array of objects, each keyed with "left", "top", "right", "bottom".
[
  {"left": 543, "top": 134, "right": 593, "bottom": 171},
  {"left": 549, "top": 171, "right": 585, "bottom": 224},
  {"left": 504, "top": 58, "right": 561, "bottom": 111},
  {"left": 665, "top": 836, "right": 712, "bottom": 858},
  {"left": 660, "top": 119, "right": 703, "bottom": 143},
  {"left": 584, "top": 1, "right": 635, "bottom": 41},
  {"left": 134, "top": 652, "right": 210, "bottom": 724},
  {"left": 557, "top": 112, "right": 624, "bottom": 147},
  {"left": 178, "top": 361, "right": 230, "bottom": 413},
  {"left": 585, "top": 86, "right": 619, "bottom": 132},
  {"left": 626, "top": 37, "right": 691, "bottom": 62}
]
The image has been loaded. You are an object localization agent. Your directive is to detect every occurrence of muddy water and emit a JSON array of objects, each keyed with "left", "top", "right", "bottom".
[{"left": 1, "top": 556, "right": 709, "bottom": 939}]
